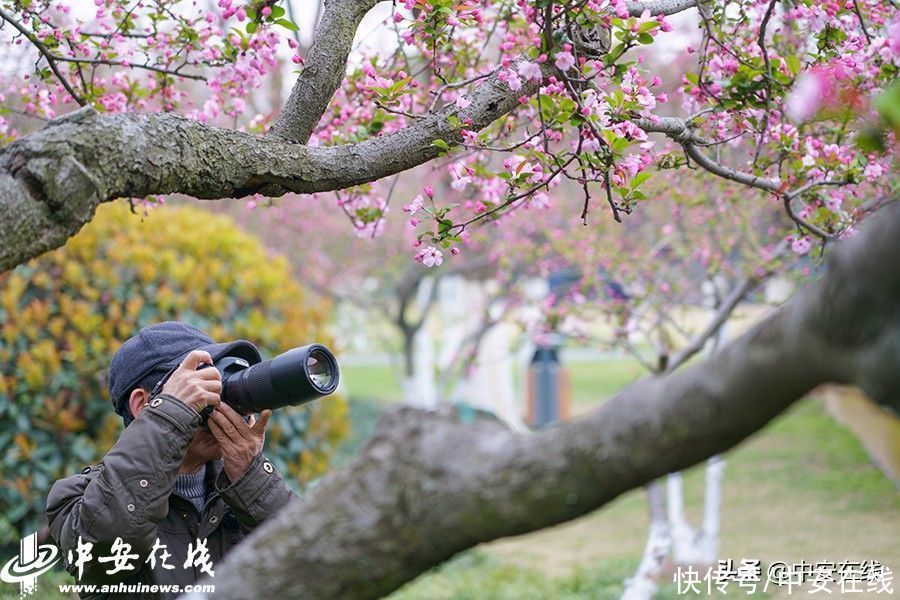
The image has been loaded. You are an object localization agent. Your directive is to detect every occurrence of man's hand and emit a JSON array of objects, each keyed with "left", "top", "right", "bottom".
[
  {"left": 207, "top": 403, "right": 271, "bottom": 483},
  {"left": 160, "top": 350, "right": 222, "bottom": 414}
]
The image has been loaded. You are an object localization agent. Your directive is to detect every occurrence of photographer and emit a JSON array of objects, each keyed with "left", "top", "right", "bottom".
[{"left": 46, "top": 322, "right": 298, "bottom": 599}]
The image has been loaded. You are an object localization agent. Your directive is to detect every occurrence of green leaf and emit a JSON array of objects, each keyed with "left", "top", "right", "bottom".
[
  {"left": 246, "top": 21, "right": 258, "bottom": 34},
  {"left": 275, "top": 18, "right": 299, "bottom": 32},
  {"left": 638, "top": 32, "right": 654, "bottom": 45},
  {"left": 855, "top": 127, "right": 887, "bottom": 154},
  {"left": 431, "top": 139, "right": 450, "bottom": 150},
  {"left": 874, "top": 78, "right": 900, "bottom": 131},
  {"left": 785, "top": 55, "right": 802, "bottom": 76},
  {"left": 631, "top": 172, "right": 652, "bottom": 188}
]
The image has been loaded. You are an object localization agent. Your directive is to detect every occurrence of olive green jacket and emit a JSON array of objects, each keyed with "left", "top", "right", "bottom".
[{"left": 46, "top": 394, "right": 297, "bottom": 599}]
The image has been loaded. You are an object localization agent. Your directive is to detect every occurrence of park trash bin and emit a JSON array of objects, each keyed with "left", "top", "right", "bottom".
[{"left": 526, "top": 334, "right": 571, "bottom": 427}]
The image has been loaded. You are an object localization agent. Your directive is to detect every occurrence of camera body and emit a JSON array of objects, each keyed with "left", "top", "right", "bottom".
[{"left": 198, "top": 344, "right": 339, "bottom": 425}]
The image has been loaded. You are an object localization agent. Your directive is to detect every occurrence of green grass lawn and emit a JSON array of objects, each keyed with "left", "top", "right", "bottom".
[
  {"left": 565, "top": 357, "right": 646, "bottom": 408},
  {"left": 339, "top": 362, "right": 405, "bottom": 403}
]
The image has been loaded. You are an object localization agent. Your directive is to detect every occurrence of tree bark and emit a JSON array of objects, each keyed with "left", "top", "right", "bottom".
[{"left": 182, "top": 201, "right": 900, "bottom": 599}]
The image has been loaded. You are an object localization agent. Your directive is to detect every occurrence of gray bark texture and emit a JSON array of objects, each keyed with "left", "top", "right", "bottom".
[
  {"left": 0, "top": 70, "right": 525, "bottom": 272},
  {"left": 194, "top": 201, "right": 900, "bottom": 599}
]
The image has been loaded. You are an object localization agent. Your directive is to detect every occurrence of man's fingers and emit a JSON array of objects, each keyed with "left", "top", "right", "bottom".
[
  {"left": 203, "top": 392, "right": 221, "bottom": 407},
  {"left": 194, "top": 366, "right": 222, "bottom": 381},
  {"left": 251, "top": 410, "right": 272, "bottom": 435},
  {"left": 207, "top": 416, "right": 232, "bottom": 445},
  {"left": 209, "top": 407, "right": 239, "bottom": 438},
  {"left": 198, "top": 378, "right": 223, "bottom": 394},
  {"left": 216, "top": 402, "right": 252, "bottom": 432},
  {"left": 181, "top": 350, "right": 213, "bottom": 371}
]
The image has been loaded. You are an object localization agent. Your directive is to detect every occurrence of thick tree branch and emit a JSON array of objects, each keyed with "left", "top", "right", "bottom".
[
  {"left": 0, "top": 65, "right": 523, "bottom": 272},
  {"left": 268, "top": 0, "right": 382, "bottom": 143},
  {"left": 189, "top": 202, "right": 900, "bottom": 600},
  {"left": 0, "top": 0, "right": 703, "bottom": 272}
]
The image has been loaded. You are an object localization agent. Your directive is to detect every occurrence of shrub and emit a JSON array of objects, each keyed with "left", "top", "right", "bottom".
[{"left": 0, "top": 202, "right": 349, "bottom": 545}]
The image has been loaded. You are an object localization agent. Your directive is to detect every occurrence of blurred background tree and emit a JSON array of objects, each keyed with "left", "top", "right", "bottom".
[{"left": 0, "top": 203, "right": 348, "bottom": 548}]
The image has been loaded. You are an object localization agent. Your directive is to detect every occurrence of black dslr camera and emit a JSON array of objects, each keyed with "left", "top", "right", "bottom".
[{"left": 154, "top": 344, "right": 340, "bottom": 425}]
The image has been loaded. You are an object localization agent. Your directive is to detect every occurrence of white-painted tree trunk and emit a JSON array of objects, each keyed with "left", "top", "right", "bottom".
[
  {"left": 622, "top": 280, "right": 733, "bottom": 598},
  {"left": 667, "top": 456, "right": 725, "bottom": 566},
  {"left": 402, "top": 277, "right": 438, "bottom": 408},
  {"left": 436, "top": 276, "right": 473, "bottom": 370},
  {"left": 464, "top": 321, "right": 525, "bottom": 429},
  {"left": 622, "top": 481, "right": 672, "bottom": 600},
  {"left": 436, "top": 276, "right": 524, "bottom": 428}
]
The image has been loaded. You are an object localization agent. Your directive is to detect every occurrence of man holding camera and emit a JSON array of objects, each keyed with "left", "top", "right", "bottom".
[{"left": 46, "top": 322, "right": 298, "bottom": 599}]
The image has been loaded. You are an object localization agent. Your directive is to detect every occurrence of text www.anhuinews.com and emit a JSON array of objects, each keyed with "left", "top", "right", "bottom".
[{"left": 58, "top": 582, "right": 215, "bottom": 594}]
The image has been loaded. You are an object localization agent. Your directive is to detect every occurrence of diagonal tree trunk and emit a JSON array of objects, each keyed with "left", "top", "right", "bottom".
[{"left": 181, "top": 201, "right": 900, "bottom": 600}]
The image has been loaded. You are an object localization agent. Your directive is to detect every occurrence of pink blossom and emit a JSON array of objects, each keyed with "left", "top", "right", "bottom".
[
  {"left": 582, "top": 136, "right": 601, "bottom": 153},
  {"left": 890, "top": 20, "right": 900, "bottom": 55},
  {"left": 403, "top": 194, "right": 424, "bottom": 213},
  {"left": 460, "top": 129, "right": 478, "bottom": 143},
  {"left": 415, "top": 246, "right": 444, "bottom": 267},
  {"left": 864, "top": 160, "right": 886, "bottom": 179},
  {"left": 554, "top": 51, "right": 576, "bottom": 72},
  {"left": 786, "top": 71, "right": 825, "bottom": 122},
  {"left": 527, "top": 192, "right": 551, "bottom": 209},
  {"left": 791, "top": 236, "right": 812, "bottom": 255},
  {"left": 498, "top": 69, "right": 522, "bottom": 91},
  {"left": 825, "top": 191, "right": 844, "bottom": 212},
  {"left": 450, "top": 169, "right": 472, "bottom": 190},
  {"left": 517, "top": 61, "right": 543, "bottom": 81}
]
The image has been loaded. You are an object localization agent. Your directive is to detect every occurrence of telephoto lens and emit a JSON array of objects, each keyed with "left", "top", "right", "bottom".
[{"left": 219, "top": 344, "right": 340, "bottom": 415}]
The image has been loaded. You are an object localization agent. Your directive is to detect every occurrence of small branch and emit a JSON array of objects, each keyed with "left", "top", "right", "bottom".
[
  {"left": 269, "top": 0, "right": 381, "bottom": 143},
  {"left": 667, "top": 276, "right": 757, "bottom": 371},
  {"left": 635, "top": 116, "right": 848, "bottom": 241},
  {"left": 46, "top": 54, "right": 208, "bottom": 81},
  {"left": 0, "top": 7, "right": 87, "bottom": 106},
  {"left": 753, "top": 0, "right": 777, "bottom": 168},
  {"left": 373, "top": 101, "right": 422, "bottom": 120},
  {"left": 851, "top": 0, "right": 873, "bottom": 43}
]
